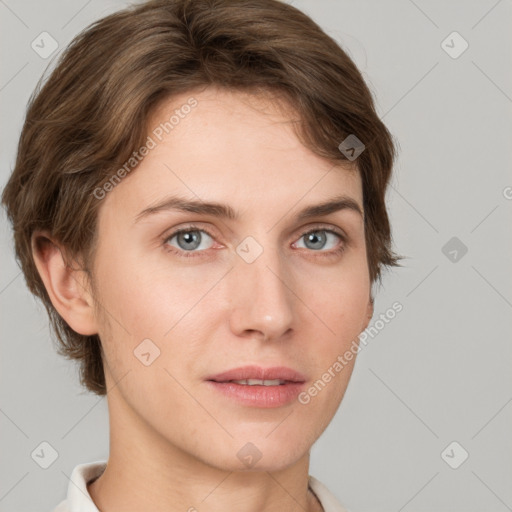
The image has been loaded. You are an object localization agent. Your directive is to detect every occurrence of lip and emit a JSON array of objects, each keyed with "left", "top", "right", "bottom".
[
  {"left": 206, "top": 365, "right": 307, "bottom": 383},
  {"left": 205, "top": 365, "right": 307, "bottom": 408},
  {"left": 206, "top": 381, "right": 305, "bottom": 408}
]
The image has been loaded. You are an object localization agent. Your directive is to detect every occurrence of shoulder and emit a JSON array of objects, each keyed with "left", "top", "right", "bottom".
[{"left": 308, "top": 475, "right": 352, "bottom": 512}]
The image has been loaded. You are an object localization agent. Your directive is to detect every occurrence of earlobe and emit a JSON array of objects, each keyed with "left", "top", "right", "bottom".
[
  {"left": 368, "top": 296, "right": 374, "bottom": 318},
  {"left": 31, "top": 231, "right": 99, "bottom": 336},
  {"left": 362, "top": 295, "right": 374, "bottom": 331}
]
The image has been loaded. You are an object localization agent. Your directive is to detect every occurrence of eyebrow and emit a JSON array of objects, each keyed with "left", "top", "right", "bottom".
[{"left": 134, "top": 194, "right": 364, "bottom": 224}]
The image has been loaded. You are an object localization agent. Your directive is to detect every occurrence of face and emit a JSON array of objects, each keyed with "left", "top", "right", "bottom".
[{"left": 88, "top": 86, "right": 373, "bottom": 472}]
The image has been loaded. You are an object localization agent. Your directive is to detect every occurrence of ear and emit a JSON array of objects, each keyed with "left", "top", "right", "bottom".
[
  {"left": 361, "top": 294, "right": 374, "bottom": 332},
  {"left": 31, "top": 230, "right": 99, "bottom": 336}
]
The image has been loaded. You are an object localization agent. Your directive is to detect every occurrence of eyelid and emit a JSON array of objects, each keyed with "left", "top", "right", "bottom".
[
  {"left": 163, "top": 222, "right": 346, "bottom": 240},
  {"left": 300, "top": 223, "right": 347, "bottom": 239},
  {"left": 161, "top": 222, "right": 218, "bottom": 241}
]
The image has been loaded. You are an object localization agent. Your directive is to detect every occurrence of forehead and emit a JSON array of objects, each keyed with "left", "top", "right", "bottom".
[{"left": 101, "top": 86, "right": 362, "bottom": 220}]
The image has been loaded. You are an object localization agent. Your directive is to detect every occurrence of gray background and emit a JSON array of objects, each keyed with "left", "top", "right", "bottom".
[{"left": 1, "top": 0, "right": 511, "bottom": 511}]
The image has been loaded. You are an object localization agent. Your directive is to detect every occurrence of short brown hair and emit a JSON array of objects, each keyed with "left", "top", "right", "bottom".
[{"left": 1, "top": 0, "right": 402, "bottom": 395}]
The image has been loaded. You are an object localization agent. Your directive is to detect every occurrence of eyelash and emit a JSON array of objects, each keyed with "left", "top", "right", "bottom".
[{"left": 162, "top": 224, "right": 347, "bottom": 259}]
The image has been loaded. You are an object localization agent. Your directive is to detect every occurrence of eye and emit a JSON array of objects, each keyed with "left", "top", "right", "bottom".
[
  {"left": 163, "top": 227, "right": 215, "bottom": 257},
  {"left": 294, "top": 228, "right": 346, "bottom": 255},
  {"left": 162, "top": 225, "right": 347, "bottom": 259}
]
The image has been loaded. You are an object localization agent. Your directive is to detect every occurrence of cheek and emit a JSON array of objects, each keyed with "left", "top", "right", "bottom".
[
  {"left": 92, "top": 248, "right": 219, "bottom": 380},
  {"left": 93, "top": 245, "right": 200, "bottom": 335},
  {"left": 296, "top": 281, "right": 365, "bottom": 429},
  {"left": 297, "top": 261, "right": 369, "bottom": 395},
  {"left": 299, "top": 256, "right": 370, "bottom": 337}
]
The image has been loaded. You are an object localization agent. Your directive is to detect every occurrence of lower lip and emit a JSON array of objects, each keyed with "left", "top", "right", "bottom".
[{"left": 206, "top": 381, "right": 305, "bottom": 408}]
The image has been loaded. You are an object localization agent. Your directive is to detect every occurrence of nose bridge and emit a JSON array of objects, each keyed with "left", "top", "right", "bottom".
[{"left": 228, "top": 233, "right": 295, "bottom": 339}]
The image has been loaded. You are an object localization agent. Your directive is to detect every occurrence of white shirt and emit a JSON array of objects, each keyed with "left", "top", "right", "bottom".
[{"left": 52, "top": 460, "right": 350, "bottom": 512}]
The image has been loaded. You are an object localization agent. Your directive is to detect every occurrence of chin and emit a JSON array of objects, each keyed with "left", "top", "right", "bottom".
[{"left": 197, "top": 432, "right": 312, "bottom": 473}]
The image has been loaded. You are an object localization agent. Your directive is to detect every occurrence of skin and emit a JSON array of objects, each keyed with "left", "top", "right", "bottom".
[{"left": 33, "top": 86, "right": 374, "bottom": 512}]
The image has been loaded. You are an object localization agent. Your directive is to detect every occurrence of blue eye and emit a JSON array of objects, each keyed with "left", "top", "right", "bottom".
[
  {"left": 295, "top": 229, "right": 344, "bottom": 252},
  {"left": 164, "top": 228, "right": 215, "bottom": 257}
]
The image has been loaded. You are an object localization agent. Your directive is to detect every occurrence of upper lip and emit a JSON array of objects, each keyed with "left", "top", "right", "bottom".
[{"left": 206, "top": 365, "right": 306, "bottom": 383}]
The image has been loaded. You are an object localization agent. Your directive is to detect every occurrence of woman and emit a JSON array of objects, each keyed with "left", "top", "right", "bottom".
[{"left": 1, "top": 1, "right": 402, "bottom": 510}]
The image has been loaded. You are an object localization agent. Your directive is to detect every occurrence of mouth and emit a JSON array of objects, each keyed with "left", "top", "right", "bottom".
[
  {"left": 205, "top": 365, "right": 307, "bottom": 408},
  {"left": 206, "top": 364, "right": 307, "bottom": 384},
  {"left": 221, "top": 378, "right": 288, "bottom": 386}
]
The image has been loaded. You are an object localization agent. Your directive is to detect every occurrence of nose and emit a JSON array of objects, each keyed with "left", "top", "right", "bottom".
[{"left": 227, "top": 240, "right": 295, "bottom": 342}]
